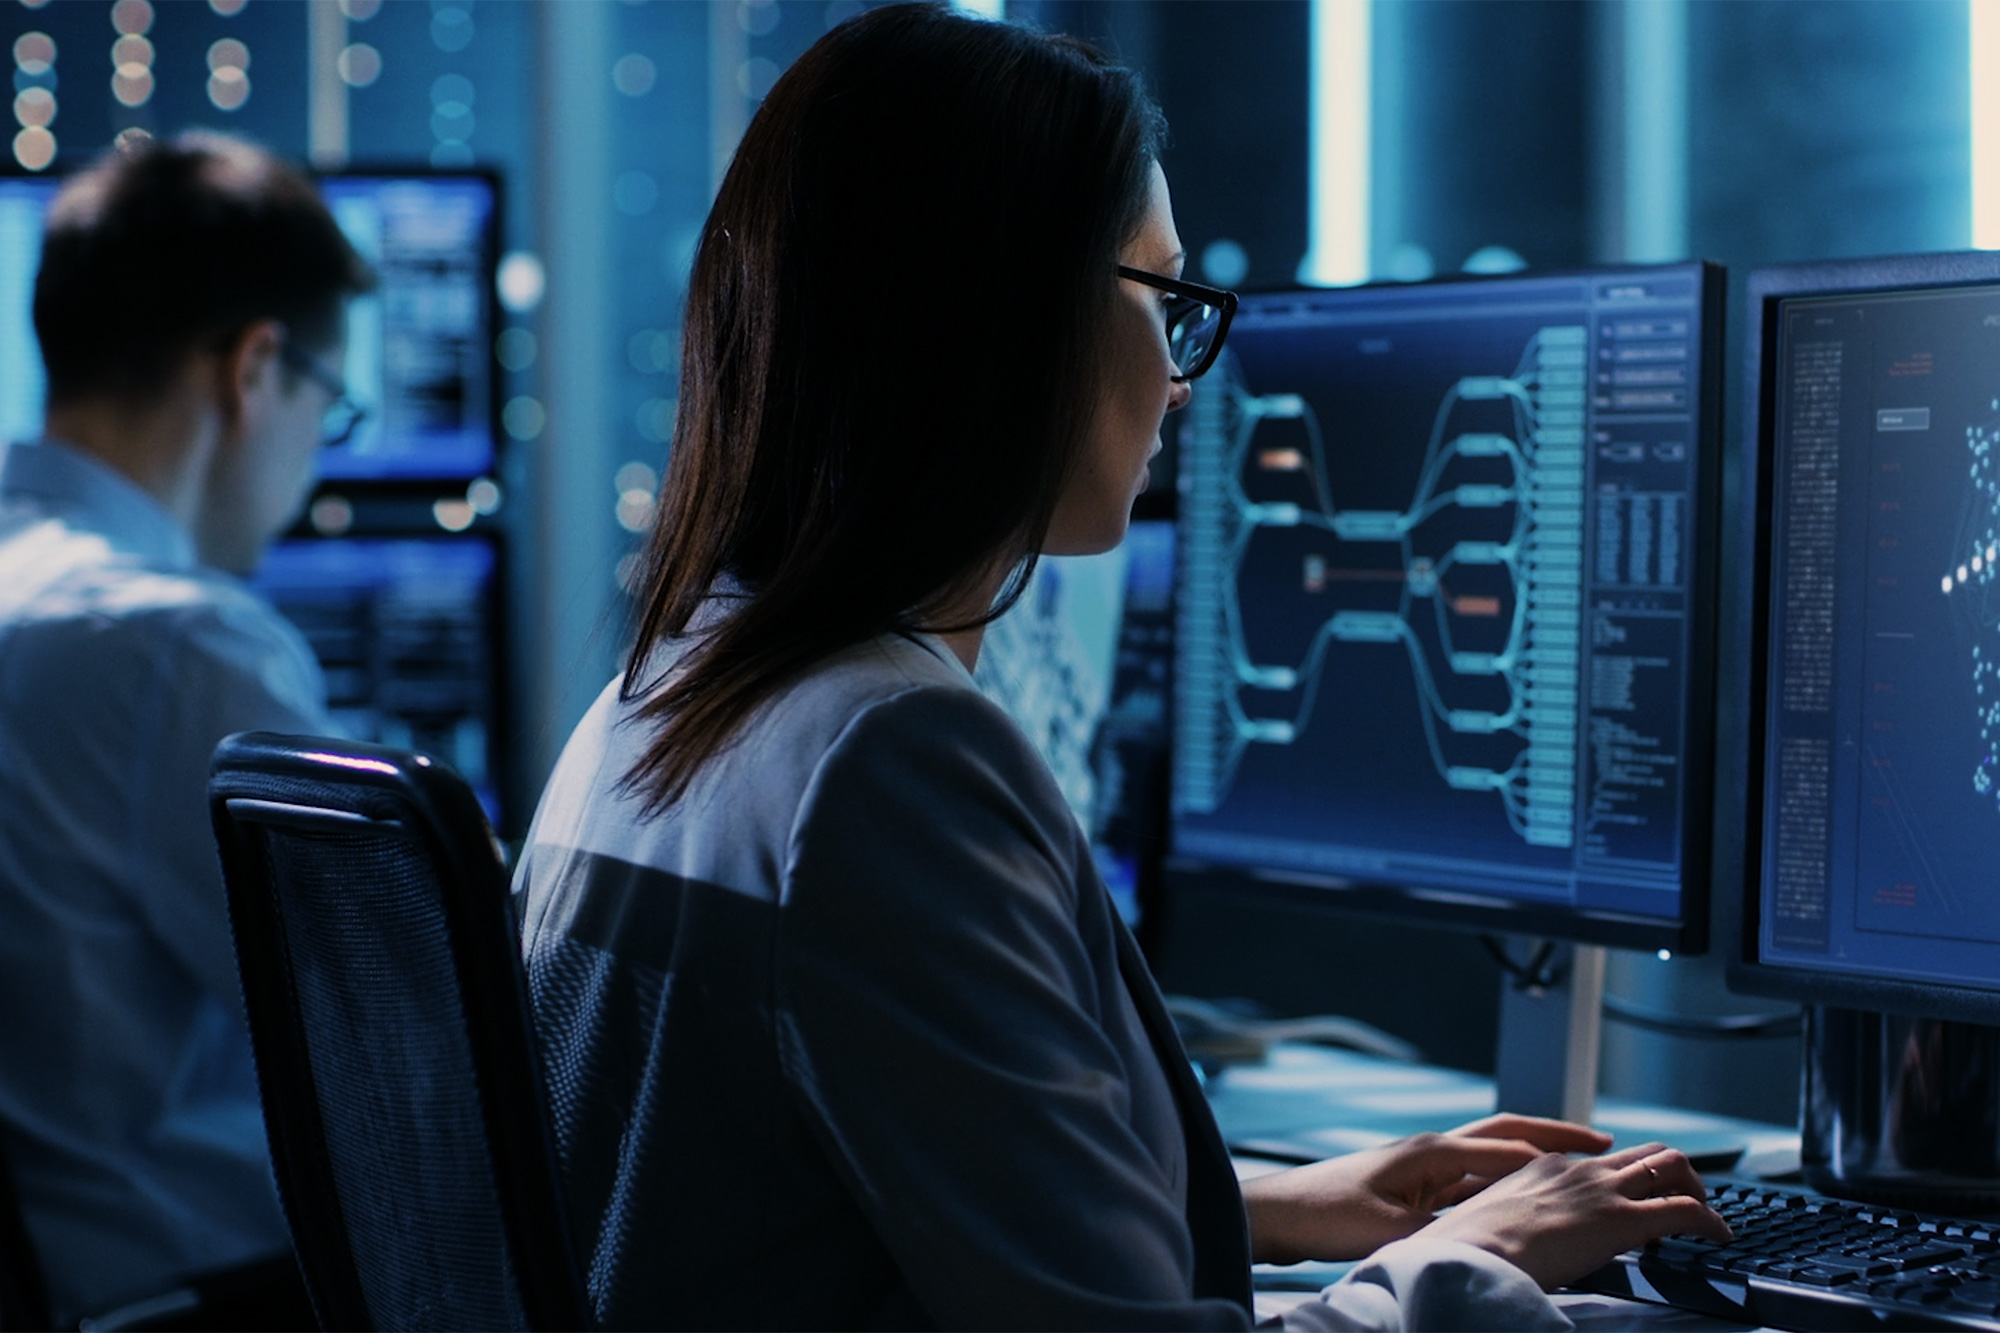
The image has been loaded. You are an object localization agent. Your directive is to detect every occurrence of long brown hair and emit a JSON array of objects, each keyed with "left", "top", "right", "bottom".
[{"left": 620, "top": 4, "right": 1165, "bottom": 812}]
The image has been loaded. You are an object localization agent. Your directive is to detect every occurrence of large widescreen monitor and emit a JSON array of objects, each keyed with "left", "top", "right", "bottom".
[
  {"left": 249, "top": 533, "right": 507, "bottom": 831},
  {"left": 1167, "top": 262, "right": 1725, "bottom": 955},
  {"left": 1731, "top": 253, "right": 2000, "bottom": 1024},
  {"left": 0, "top": 170, "right": 499, "bottom": 483}
]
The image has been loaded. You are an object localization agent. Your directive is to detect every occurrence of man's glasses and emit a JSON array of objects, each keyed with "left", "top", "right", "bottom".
[
  {"left": 1117, "top": 265, "right": 1238, "bottom": 383},
  {"left": 279, "top": 338, "right": 367, "bottom": 450}
]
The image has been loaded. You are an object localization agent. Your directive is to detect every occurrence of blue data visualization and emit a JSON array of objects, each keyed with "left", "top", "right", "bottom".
[{"left": 1172, "top": 268, "right": 1717, "bottom": 928}]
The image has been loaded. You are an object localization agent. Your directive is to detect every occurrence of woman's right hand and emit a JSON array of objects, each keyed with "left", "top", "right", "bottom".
[{"left": 1414, "top": 1141, "right": 1732, "bottom": 1290}]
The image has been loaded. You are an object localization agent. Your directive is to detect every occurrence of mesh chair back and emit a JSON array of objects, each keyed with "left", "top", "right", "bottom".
[
  {"left": 0, "top": 1136, "right": 50, "bottom": 1331},
  {"left": 210, "top": 734, "right": 590, "bottom": 1332}
]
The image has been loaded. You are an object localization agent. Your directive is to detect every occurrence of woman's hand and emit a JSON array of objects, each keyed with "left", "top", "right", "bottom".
[
  {"left": 1243, "top": 1114, "right": 1616, "bottom": 1264},
  {"left": 1417, "top": 1140, "right": 1732, "bottom": 1290}
]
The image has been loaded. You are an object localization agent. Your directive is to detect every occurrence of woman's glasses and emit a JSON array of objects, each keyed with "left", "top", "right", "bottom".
[{"left": 1117, "top": 265, "right": 1238, "bottom": 383}]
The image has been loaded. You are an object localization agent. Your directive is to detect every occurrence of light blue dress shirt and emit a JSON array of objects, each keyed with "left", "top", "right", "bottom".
[{"left": 0, "top": 440, "right": 328, "bottom": 1323}]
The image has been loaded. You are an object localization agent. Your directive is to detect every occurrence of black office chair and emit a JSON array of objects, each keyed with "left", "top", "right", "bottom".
[
  {"left": 208, "top": 732, "right": 591, "bottom": 1332},
  {"left": 0, "top": 1135, "right": 51, "bottom": 1331}
]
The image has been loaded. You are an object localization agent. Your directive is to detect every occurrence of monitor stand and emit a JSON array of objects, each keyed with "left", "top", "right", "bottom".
[
  {"left": 1492, "top": 939, "right": 1604, "bottom": 1123},
  {"left": 1489, "top": 941, "right": 1750, "bottom": 1171},
  {"left": 1804, "top": 1006, "right": 2000, "bottom": 1211}
]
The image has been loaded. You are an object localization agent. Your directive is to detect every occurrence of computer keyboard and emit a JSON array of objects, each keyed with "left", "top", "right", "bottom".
[{"left": 1579, "top": 1181, "right": 2000, "bottom": 1330}]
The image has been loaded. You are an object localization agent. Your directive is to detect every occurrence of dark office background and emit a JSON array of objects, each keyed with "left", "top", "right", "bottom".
[{"left": 0, "top": 0, "right": 1977, "bottom": 1128}]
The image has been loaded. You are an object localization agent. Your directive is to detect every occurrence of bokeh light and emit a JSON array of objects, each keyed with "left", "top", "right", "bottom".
[
  {"left": 431, "top": 6, "right": 473, "bottom": 53},
  {"left": 207, "top": 38, "right": 249, "bottom": 72},
  {"left": 615, "top": 488, "right": 656, "bottom": 533},
  {"left": 12, "top": 125, "right": 54, "bottom": 171},
  {"left": 109, "top": 0, "right": 153, "bottom": 37},
  {"left": 13, "top": 88, "right": 54, "bottom": 129},
  {"left": 309, "top": 494, "right": 355, "bottom": 536},
  {"left": 496, "top": 252, "right": 546, "bottom": 313},
  {"left": 614, "top": 461, "right": 658, "bottom": 496},
  {"left": 432, "top": 498, "right": 477, "bottom": 532},
  {"left": 495, "top": 327, "right": 537, "bottom": 372},
  {"left": 612, "top": 52, "right": 655, "bottom": 96},
  {"left": 13, "top": 34, "right": 55, "bottom": 77},
  {"left": 337, "top": 43, "right": 381, "bottom": 88},
  {"left": 112, "top": 64, "right": 153, "bottom": 107},
  {"left": 626, "top": 329, "right": 673, "bottom": 374},
  {"left": 208, "top": 65, "right": 249, "bottom": 111},
  {"left": 635, "top": 397, "right": 676, "bottom": 445},
  {"left": 502, "top": 396, "right": 546, "bottom": 441}
]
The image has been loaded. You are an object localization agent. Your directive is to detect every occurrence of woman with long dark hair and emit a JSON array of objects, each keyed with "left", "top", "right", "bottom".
[{"left": 515, "top": 7, "right": 1727, "bottom": 1327}]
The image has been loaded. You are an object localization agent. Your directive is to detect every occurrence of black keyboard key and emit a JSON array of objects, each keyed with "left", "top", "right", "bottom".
[
  {"left": 1892, "top": 1244, "right": 1972, "bottom": 1269},
  {"left": 1946, "top": 1281, "right": 2000, "bottom": 1314},
  {"left": 1800, "top": 1253, "right": 1898, "bottom": 1277},
  {"left": 1792, "top": 1266, "right": 1861, "bottom": 1287}
]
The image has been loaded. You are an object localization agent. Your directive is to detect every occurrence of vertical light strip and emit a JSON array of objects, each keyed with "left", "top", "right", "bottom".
[
  {"left": 1975, "top": 0, "right": 2000, "bottom": 247},
  {"left": 1622, "top": 0, "right": 1688, "bottom": 262},
  {"left": 1300, "top": 0, "right": 1370, "bottom": 286},
  {"left": 708, "top": 0, "right": 748, "bottom": 197},
  {"left": 952, "top": 0, "right": 1005, "bottom": 18},
  {"left": 307, "top": 0, "right": 348, "bottom": 169},
  {"left": 530, "top": 0, "right": 620, "bottom": 782}
]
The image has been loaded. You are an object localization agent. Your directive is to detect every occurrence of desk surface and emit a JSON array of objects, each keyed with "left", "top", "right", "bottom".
[
  {"left": 1212, "top": 1043, "right": 1801, "bottom": 1331},
  {"left": 1208, "top": 1042, "right": 1800, "bottom": 1175}
]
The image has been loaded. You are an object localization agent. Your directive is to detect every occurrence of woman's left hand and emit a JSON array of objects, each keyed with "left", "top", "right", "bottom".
[{"left": 1241, "top": 1114, "right": 1614, "bottom": 1264}]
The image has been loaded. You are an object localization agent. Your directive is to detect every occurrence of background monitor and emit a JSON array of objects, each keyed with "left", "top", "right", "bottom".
[
  {"left": 0, "top": 169, "right": 499, "bottom": 484},
  {"left": 317, "top": 172, "right": 499, "bottom": 483},
  {"left": 0, "top": 176, "right": 57, "bottom": 446},
  {"left": 975, "top": 519, "right": 1177, "bottom": 930},
  {"left": 249, "top": 533, "right": 507, "bottom": 830},
  {"left": 1731, "top": 253, "right": 2000, "bottom": 1024},
  {"left": 1167, "top": 263, "right": 1725, "bottom": 955}
]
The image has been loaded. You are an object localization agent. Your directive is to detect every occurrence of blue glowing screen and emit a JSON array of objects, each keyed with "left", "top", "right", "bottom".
[{"left": 1171, "top": 267, "right": 1714, "bottom": 927}]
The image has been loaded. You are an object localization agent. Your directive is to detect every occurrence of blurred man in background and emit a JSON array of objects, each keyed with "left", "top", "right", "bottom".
[{"left": 0, "top": 130, "right": 372, "bottom": 1327}]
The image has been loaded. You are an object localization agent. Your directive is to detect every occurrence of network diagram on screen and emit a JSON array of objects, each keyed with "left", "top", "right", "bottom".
[{"left": 1172, "top": 269, "right": 1711, "bottom": 926}]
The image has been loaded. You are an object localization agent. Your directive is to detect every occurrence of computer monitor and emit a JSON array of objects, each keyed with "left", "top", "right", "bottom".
[
  {"left": 0, "top": 170, "right": 500, "bottom": 483},
  {"left": 1169, "top": 262, "right": 1724, "bottom": 952},
  {"left": 975, "top": 519, "right": 1177, "bottom": 930},
  {"left": 1730, "top": 253, "right": 2000, "bottom": 1026},
  {"left": 1164, "top": 263, "right": 1726, "bottom": 1121},
  {"left": 0, "top": 176, "right": 59, "bottom": 447},
  {"left": 249, "top": 533, "right": 508, "bottom": 831},
  {"left": 317, "top": 172, "right": 500, "bottom": 483}
]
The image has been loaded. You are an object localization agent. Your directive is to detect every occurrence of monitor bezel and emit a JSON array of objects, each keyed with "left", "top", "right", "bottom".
[
  {"left": 310, "top": 165, "right": 506, "bottom": 489},
  {"left": 1729, "top": 252, "right": 2000, "bottom": 1023},
  {"left": 1163, "top": 259, "right": 1728, "bottom": 957}
]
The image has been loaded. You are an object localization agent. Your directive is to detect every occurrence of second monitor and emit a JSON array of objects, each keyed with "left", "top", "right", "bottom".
[{"left": 1169, "top": 263, "right": 1726, "bottom": 957}]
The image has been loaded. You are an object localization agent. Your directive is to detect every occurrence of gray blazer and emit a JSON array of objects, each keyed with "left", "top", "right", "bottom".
[{"left": 516, "top": 626, "right": 1253, "bottom": 1329}]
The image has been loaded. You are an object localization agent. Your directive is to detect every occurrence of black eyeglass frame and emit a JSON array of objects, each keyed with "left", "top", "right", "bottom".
[
  {"left": 1116, "top": 264, "right": 1239, "bottom": 383},
  {"left": 279, "top": 337, "right": 368, "bottom": 450}
]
